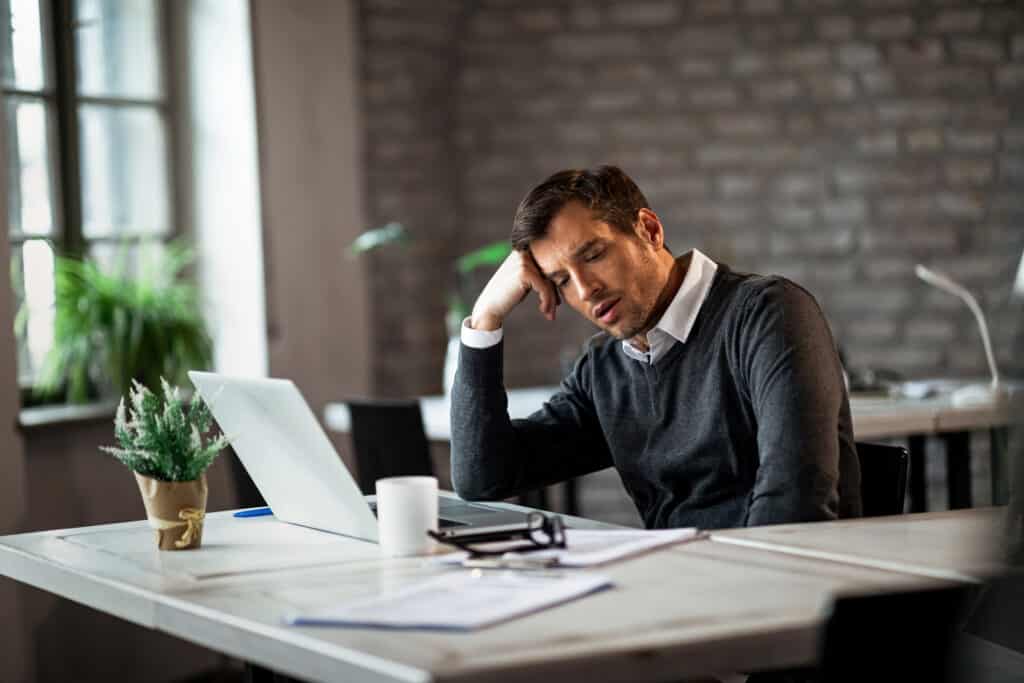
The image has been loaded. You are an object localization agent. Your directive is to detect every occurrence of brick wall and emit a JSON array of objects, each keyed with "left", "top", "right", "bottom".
[{"left": 362, "top": 0, "right": 1023, "bottom": 397}]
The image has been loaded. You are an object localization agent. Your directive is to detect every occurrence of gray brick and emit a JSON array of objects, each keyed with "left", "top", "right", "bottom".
[
  {"left": 829, "top": 287, "right": 913, "bottom": 313},
  {"left": 787, "top": 114, "right": 817, "bottom": 137},
  {"left": 688, "top": 85, "right": 740, "bottom": 107},
  {"left": 851, "top": 348, "right": 944, "bottom": 373},
  {"left": 861, "top": 224, "right": 959, "bottom": 252},
  {"left": 996, "top": 65, "right": 1024, "bottom": 90},
  {"left": 824, "top": 108, "right": 876, "bottom": 130},
  {"left": 677, "top": 58, "right": 721, "bottom": 78},
  {"left": 864, "top": 14, "right": 916, "bottom": 40},
  {"left": 1002, "top": 155, "right": 1024, "bottom": 181},
  {"left": 718, "top": 174, "right": 762, "bottom": 197},
  {"left": 569, "top": 6, "right": 602, "bottom": 29},
  {"left": 906, "top": 319, "right": 957, "bottom": 344},
  {"left": 856, "top": 132, "right": 900, "bottom": 156},
  {"left": 863, "top": 258, "right": 916, "bottom": 282},
  {"left": 878, "top": 196, "right": 936, "bottom": 220},
  {"left": 749, "top": 21, "right": 806, "bottom": 45},
  {"left": 930, "top": 9, "right": 983, "bottom": 34},
  {"left": 515, "top": 8, "right": 562, "bottom": 32},
  {"left": 712, "top": 113, "right": 779, "bottom": 136},
  {"left": 861, "top": 0, "right": 916, "bottom": 7},
  {"left": 692, "top": 0, "right": 735, "bottom": 17},
  {"left": 889, "top": 40, "right": 945, "bottom": 64},
  {"left": 752, "top": 78, "right": 802, "bottom": 102},
  {"left": 835, "top": 165, "right": 939, "bottom": 192},
  {"left": 774, "top": 173, "right": 825, "bottom": 198},
  {"left": 550, "top": 33, "right": 647, "bottom": 59},
  {"left": 878, "top": 100, "right": 950, "bottom": 125},
  {"left": 771, "top": 229, "right": 855, "bottom": 256},
  {"left": 841, "top": 318, "right": 899, "bottom": 346},
  {"left": 838, "top": 43, "right": 881, "bottom": 69},
  {"left": 1004, "top": 129, "right": 1024, "bottom": 151},
  {"left": 742, "top": 0, "right": 782, "bottom": 15},
  {"left": 951, "top": 102, "right": 1009, "bottom": 126},
  {"left": 914, "top": 67, "right": 990, "bottom": 95},
  {"left": 790, "top": 0, "right": 843, "bottom": 9},
  {"left": 945, "top": 160, "right": 995, "bottom": 186},
  {"left": 817, "top": 15, "right": 854, "bottom": 40},
  {"left": 950, "top": 38, "right": 1004, "bottom": 63},
  {"left": 608, "top": 1, "right": 681, "bottom": 27},
  {"left": 731, "top": 52, "right": 769, "bottom": 76},
  {"left": 823, "top": 198, "right": 868, "bottom": 223},
  {"left": 906, "top": 128, "right": 943, "bottom": 152},
  {"left": 946, "top": 130, "right": 997, "bottom": 153},
  {"left": 807, "top": 74, "right": 857, "bottom": 100},
  {"left": 769, "top": 203, "right": 817, "bottom": 228},
  {"left": 936, "top": 192, "right": 986, "bottom": 220},
  {"left": 861, "top": 70, "right": 896, "bottom": 95},
  {"left": 1014, "top": 34, "right": 1024, "bottom": 60},
  {"left": 780, "top": 46, "right": 831, "bottom": 70},
  {"left": 670, "top": 26, "right": 742, "bottom": 53}
]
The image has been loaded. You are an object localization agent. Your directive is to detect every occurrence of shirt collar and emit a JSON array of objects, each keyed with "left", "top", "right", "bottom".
[{"left": 621, "top": 249, "right": 719, "bottom": 363}]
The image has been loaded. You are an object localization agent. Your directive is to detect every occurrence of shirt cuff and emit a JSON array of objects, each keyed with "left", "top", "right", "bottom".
[{"left": 460, "top": 316, "right": 503, "bottom": 349}]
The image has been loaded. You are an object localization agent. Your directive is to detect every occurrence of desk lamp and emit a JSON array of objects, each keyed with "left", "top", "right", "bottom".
[{"left": 915, "top": 264, "right": 1008, "bottom": 406}]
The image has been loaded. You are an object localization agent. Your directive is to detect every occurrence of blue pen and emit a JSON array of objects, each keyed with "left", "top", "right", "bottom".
[{"left": 234, "top": 507, "right": 273, "bottom": 518}]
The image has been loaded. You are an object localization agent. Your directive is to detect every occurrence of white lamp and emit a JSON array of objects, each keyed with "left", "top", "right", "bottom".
[{"left": 915, "top": 264, "right": 1007, "bottom": 406}]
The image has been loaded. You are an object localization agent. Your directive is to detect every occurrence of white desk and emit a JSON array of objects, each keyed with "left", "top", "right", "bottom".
[
  {"left": 711, "top": 507, "right": 1009, "bottom": 583},
  {"left": 0, "top": 505, "right": 976, "bottom": 682}
]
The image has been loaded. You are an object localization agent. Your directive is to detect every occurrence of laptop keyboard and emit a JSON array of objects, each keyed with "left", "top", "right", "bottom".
[{"left": 368, "top": 502, "right": 468, "bottom": 528}]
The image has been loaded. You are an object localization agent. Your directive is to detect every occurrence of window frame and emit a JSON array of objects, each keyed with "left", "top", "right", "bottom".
[{"left": 4, "top": 0, "right": 181, "bottom": 391}]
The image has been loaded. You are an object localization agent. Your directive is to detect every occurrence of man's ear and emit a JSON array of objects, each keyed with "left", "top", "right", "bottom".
[{"left": 635, "top": 208, "right": 664, "bottom": 248}]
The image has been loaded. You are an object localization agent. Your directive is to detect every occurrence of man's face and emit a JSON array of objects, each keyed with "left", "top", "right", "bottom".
[{"left": 529, "top": 202, "right": 667, "bottom": 341}]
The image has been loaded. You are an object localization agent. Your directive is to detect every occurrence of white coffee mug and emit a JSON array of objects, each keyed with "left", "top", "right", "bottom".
[{"left": 374, "top": 475, "right": 439, "bottom": 557}]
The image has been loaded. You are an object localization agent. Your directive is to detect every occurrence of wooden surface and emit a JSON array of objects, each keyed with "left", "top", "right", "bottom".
[
  {"left": 0, "top": 504, "right": 978, "bottom": 683},
  {"left": 324, "top": 388, "right": 1014, "bottom": 442},
  {"left": 711, "top": 507, "right": 1009, "bottom": 583}
]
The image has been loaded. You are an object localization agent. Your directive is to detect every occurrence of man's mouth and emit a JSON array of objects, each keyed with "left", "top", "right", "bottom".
[{"left": 593, "top": 298, "right": 620, "bottom": 324}]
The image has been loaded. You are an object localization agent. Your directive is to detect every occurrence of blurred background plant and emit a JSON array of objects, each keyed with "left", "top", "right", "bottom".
[
  {"left": 347, "top": 222, "right": 512, "bottom": 336},
  {"left": 16, "top": 240, "right": 213, "bottom": 405}
]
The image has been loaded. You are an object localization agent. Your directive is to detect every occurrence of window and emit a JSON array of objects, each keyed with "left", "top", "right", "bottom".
[{"left": 2, "top": 0, "right": 175, "bottom": 393}]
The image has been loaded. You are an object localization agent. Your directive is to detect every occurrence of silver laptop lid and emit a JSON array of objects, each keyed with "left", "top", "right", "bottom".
[{"left": 188, "top": 371, "right": 379, "bottom": 542}]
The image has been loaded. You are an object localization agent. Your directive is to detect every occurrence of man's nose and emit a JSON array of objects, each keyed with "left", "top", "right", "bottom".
[{"left": 573, "top": 271, "right": 601, "bottom": 302}]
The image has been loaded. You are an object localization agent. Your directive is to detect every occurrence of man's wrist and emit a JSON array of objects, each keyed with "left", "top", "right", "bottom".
[
  {"left": 461, "top": 316, "right": 503, "bottom": 349},
  {"left": 469, "top": 312, "right": 503, "bottom": 331}
]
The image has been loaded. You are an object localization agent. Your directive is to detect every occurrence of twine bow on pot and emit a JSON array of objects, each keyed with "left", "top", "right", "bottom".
[{"left": 175, "top": 507, "right": 205, "bottom": 549}]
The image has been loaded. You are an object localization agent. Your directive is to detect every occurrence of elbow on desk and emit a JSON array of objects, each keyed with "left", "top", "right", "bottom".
[{"left": 451, "top": 468, "right": 505, "bottom": 502}]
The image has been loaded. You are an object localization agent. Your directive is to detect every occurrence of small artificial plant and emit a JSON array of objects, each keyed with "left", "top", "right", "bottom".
[
  {"left": 347, "top": 222, "right": 512, "bottom": 335},
  {"left": 100, "top": 378, "right": 229, "bottom": 482}
]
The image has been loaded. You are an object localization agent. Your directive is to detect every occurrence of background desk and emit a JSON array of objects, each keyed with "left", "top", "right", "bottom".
[
  {"left": 326, "top": 388, "right": 1016, "bottom": 512},
  {"left": 0, "top": 504, "right": 991, "bottom": 683}
]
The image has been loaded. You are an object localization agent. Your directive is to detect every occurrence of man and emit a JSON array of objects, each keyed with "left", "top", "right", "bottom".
[{"left": 451, "top": 165, "right": 860, "bottom": 528}]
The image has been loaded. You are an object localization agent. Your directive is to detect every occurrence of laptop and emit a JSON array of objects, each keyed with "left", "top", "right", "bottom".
[{"left": 188, "top": 371, "right": 526, "bottom": 543}]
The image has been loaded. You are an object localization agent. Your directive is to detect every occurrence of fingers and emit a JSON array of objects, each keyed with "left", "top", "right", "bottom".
[{"left": 520, "top": 252, "right": 559, "bottom": 321}]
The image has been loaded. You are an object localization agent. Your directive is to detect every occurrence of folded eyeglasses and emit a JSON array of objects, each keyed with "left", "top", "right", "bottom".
[{"left": 427, "top": 511, "right": 567, "bottom": 557}]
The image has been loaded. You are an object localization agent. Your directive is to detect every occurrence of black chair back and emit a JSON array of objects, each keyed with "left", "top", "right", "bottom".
[
  {"left": 347, "top": 399, "right": 434, "bottom": 494},
  {"left": 855, "top": 441, "right": 909, "bottom": 517}
]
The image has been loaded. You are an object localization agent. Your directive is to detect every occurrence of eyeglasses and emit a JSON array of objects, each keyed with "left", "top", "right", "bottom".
[{"left": 428, "top": 511, "right": 567, "bottom": 557}]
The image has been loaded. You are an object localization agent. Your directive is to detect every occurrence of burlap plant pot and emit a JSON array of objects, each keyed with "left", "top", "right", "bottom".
[{"left": 135, "top": 472, "right": 208, "bottom": 550}]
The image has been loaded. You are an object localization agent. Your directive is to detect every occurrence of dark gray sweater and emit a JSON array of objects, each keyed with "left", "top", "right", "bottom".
[{"left": 451, "top": 265, "right": 862, "bottom": 529}]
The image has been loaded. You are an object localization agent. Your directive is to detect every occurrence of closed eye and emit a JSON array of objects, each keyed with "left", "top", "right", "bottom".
[{"left": 584, "top": 248, "right": 605, "bottom": 262}]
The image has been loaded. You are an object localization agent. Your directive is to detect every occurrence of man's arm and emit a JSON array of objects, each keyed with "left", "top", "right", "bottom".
[
  {"left": 739, "top": 279, "right": 850, "bottom": 525},
  {"left": 450, "top": 250, "right": 611, "bottom": 500},
  {"left": 451, "top": 337, "right": 612, "bottom": 501}
]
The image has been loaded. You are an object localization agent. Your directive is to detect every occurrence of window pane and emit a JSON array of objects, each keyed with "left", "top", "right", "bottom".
[
  {"left": 6, "top": 96, "right": 55, "bottom": 235},
  {"left": 75, "top": 0, "right": 161, "bottom": 99},
  {"left": 12, "top": 239, "right": 55, "bottom": 382},
  {"left": 1, "top": 0, "right": 46, "bottom": 91},
  {"left": 88, "top": 239, "right": 165, "bottom": 280},
  {"left": 79, "top": 104, "right": 169, "bottom": 238}
]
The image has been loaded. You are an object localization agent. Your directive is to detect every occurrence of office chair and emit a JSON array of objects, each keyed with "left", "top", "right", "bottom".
[
  {"left": 855, "top": 441, "right": 910, "bottom": 517},
  {"left": 818, "top": 585, "right": 973, "bottom": 682},
  {"left": 346, "top": 399, "right": 434, "bottom": 494}
]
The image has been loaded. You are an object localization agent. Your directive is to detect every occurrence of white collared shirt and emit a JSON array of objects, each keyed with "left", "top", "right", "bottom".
[
  {"left": 461, "top": 249, "right": 718, "bottom": 364},
  {"left": 620, "top": 249, "right": 718, "bottom": 364}
]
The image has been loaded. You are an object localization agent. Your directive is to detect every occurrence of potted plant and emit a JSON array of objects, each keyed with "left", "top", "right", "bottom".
[
  {"left": 31, "top": 241, "right": 213, "bottom": 404},
  {"left": 348, "top": 222, "right": 512, "bottom": 393},
  {"left": 101, "top": 378, "right": 229, "bottom": 550}
]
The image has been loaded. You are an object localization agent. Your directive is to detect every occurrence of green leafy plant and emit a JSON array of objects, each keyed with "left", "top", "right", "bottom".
[
  {"left": 34, "top": 241, "right": 213, "bottom": 404},
  {"left": 100, "top": 378, "right": 228, "bottom": 482},
  {"left": 347, "top": 222, "right": 512, "bottom": 334}
]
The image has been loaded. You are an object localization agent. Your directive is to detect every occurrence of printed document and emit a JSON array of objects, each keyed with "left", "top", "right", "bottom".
[{"left": 285, "top": 571, "right": 612, "bottom": 630}]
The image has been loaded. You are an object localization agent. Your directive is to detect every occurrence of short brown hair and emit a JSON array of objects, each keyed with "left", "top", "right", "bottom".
[{"left": 510, "top": 165, "right": 650, "bottom": 251}]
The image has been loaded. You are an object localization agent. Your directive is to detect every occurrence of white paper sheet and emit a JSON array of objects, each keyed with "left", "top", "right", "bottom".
[
  {"left": 435, "top": 527, "right": 701, "bottom": 568},
  {"left": 285, "top": 570, "right": 612, "bottom": 630}
]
